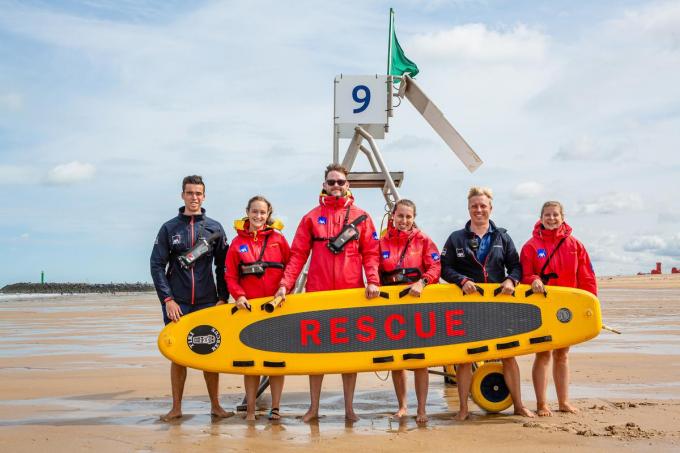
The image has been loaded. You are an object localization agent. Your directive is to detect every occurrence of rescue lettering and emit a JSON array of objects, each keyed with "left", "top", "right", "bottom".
[
  {"left": 298, "top": 308, "right": 465, "bottom": 347},
  {"left": 445, "top": 309, "right": 465, "bottom": 336},
  {"left": 300, "top": 319, "right": 321, "bottom": 346},
  {"left": 356, "top": 315, "right": 376, "bottom": 342},
  {"left": 330, "top": 317, "right": 349, "bottom": 344}
]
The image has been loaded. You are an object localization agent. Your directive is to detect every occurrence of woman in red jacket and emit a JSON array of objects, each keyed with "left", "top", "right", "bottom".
[
  {"left": 520, "top": 201, "right": 597, "bottom": 416},
  {"left": 379, "top": 199, "right": 441, "bottom": 423},
  {"left": 225, "top": 196, "right": 290, "bottom": 421}
]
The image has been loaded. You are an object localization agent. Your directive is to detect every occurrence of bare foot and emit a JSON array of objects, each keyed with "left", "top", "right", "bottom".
[
  {"left": 245, "top": 411, "right": 257, "bottom": 421},
  {"left": 558, "top": 402, "right": 579, "bottom": 413},
  {"left": 345, "top": 410, "right": 360, "bottom": 422},
  {"left": 454, "top": 409, "right": 469, "bottom": 421},
  {"left": 211, "top": 407, "right": 235, "bottom": 419},
  {"left": 537, "top": 404, "right": 552, "bottom": 417},
  {"left": 301, "top": 409, "right": 319, "bottom": 423},
  {"left": 160, "top": 408, "right": 182, "bottom": 422},
  {"left": 416, "top": 412, "right": 428, "bottom": 424},
  {"left": 514, "top": 406, "right": 536, "bottom": 418},
  {"left": 391, "top": 407, "right": 408, "bottom": 418}
]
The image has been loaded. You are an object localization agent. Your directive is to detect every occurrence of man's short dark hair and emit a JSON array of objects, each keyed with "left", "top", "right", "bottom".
[
  {"left": 182, "top": 175, "right": 205, "bottom": 192},
  {"left": 324, "top": 163, "right": 349, "bottom": 179}
]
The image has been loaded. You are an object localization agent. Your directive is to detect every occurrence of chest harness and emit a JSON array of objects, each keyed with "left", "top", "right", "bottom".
[
  {"left": 239, "top": 234, "right": 285, "bottom": 277},
  {"left": 312, "top": 206, "right": 368, "bottom": 255},
  {"left": 539, "top": 236, "right": 567, "bottom": 284},
  {"left": 380, "top": 234, "right": 422, "bottom": 285}
]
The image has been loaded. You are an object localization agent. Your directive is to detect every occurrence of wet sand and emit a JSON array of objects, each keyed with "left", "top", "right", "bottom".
[{"left": 1, "top": 276, "right": 680, "bottom": 452}]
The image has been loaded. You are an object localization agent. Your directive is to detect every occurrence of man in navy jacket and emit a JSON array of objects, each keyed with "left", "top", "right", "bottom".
[
  {"left": 441, "top": 187, "right": 534, "bottom": 421},
  {"left": 150, "top": 175, "right": 231, "bottom": 421}
]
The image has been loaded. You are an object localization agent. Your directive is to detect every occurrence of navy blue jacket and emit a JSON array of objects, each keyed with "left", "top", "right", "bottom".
[
  {"left": 440, "top": 220, "right": 522, "bottom": 286},
  {"left": 150, "top": 207, "right": 229, "bottom": 305}
]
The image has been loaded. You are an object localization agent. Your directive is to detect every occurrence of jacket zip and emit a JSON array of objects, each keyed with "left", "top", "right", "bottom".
[
  {"left": 470, "top": 232, "right": 491, "bottom": 283},
  {"left": 190, "top": 216, "right": 195, "bottom": 305}
]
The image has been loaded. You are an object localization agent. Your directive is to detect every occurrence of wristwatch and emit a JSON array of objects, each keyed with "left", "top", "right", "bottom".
[{"left": 421, "top": 278, "right": 429, "bottom": 286}]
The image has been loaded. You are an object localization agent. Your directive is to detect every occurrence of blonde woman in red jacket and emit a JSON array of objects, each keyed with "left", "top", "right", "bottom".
[
  {"left": 520, "top": 201, "right": 597, "bottom": 416},
  {"left": 379, "top": 199, "right": 441, "bottom": 423},
  {"left": 225, "top": 196, "right": 290, "bottom": 421}
]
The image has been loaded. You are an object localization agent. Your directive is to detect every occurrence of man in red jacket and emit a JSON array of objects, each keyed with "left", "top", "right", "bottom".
[{"left": 276, "top": 163, "right": 380, "bottom": 422}]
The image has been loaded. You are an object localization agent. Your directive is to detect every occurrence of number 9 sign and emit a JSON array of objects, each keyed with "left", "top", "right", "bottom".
[
  {"left": 352, "top": 85, "right": 371, "bottom": 113},
  {"left": 335, "top": 75, "right": 388, "bottom": 128}
]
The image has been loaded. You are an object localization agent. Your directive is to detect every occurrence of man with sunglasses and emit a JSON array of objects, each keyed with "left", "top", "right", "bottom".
[
  {"left": 276, "top": 163, "right": 380, "bottom": 422},
  {"left": 440, "top": 186, "right": 533, "bottom": 421}
]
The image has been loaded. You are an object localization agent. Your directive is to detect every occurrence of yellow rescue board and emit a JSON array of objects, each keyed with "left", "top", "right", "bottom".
[{"left": 157, "top": 283, "right": 601, "bottom": 375}]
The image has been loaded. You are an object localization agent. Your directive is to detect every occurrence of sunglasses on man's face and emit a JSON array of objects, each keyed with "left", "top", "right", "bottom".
[{"left": 325, "top": 179, "right": 347, "bottom": 186}]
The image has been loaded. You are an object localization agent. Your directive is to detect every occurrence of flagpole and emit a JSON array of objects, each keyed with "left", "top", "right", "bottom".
[{"left": 387, "top": 8, "right": 394, "bottom": 75}]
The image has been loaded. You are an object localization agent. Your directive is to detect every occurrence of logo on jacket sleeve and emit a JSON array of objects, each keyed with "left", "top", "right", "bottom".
[
  {"left": 537, "top": 248, "right": 547, "bottom": 259},
  {"left": 431, "top": 252, "right": 440, "bottom": 261},
  {"left": 382, "top": 251, "right": 390, "bottom": 259},
  {"left": 372, "top": 231, "right": 379, "bottom": 240},
  {"left": 317, "top": 216, "right": 327, "bottom": 225},
  {"left": 239, "top": 245, "right": 249, "bottom": 253},
  {"left": 456, "top": 248, "right": 465, "bottom": 258}
]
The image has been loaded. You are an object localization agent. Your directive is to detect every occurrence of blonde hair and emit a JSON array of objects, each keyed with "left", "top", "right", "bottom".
[
  {"left": 467, "top": 187, "right": 493, "bottom": 204},
  {"left": 541, "top": 201, "right": 564, "bottom": 217}
]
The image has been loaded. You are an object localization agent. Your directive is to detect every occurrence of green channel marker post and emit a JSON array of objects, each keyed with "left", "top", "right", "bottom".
[{"left": 41, "top": 271, "right": 45, "bottom": 284}]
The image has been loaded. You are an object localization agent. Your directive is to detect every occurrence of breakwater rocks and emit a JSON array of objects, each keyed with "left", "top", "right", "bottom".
[{"left": 0, "top": 282, "right": 155, "bottom": 294}]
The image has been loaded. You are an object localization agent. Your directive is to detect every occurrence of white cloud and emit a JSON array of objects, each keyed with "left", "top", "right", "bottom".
[
  {"left": 624, "top": 233, "right": 680, "bottom": 257},
  {"left": 608, "top": 1, "right": 680, "bottom": 49},
  {"left": 45, "top": 161, "right": 96, "bottom": 185},
  {"left": 574, "top": 192, "right": 644, "bottom": 215},
  {"left": 411, "top": 23, "right": 549, "bottom": 62},
  {"left": 511, "top": 181, "right": 543, "bottom": 199}
]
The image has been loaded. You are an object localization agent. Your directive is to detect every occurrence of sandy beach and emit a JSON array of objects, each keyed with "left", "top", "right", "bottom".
[{"left": 1, "top": 275, "right": 679, "bottom": 452}]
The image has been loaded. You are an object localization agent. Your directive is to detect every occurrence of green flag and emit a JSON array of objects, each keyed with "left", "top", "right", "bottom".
[{"left": 387, "top": 8, "right": 419, "bottom": 82}]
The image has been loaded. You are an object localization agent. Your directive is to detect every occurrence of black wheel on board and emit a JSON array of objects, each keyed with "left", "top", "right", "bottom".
[{"left": 470, "top": 362, "right": 512, "bottom": 413}]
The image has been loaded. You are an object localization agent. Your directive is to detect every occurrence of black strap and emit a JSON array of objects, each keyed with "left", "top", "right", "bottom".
[
  {"left": 240, "top": 234, "right": 285, "bottom": 271},
  {"left": 539, "top": 236, "right": 567, "bottom": 284},
  {"left": 348, "top": 214, "right": 368, "bottom": 229},
  {"left": 343, "top": 205, "right": 351, "bottom": 225},
  {"left": 256, "top": 234, "right": 270, "bottom": 261},
  {"left": 396, "top": 235, "right": 415, "bottom": 268}
]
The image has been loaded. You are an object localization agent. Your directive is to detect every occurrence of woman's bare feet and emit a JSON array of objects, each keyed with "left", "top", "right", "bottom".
[
  {"left": 392, "top": 407, "right": 408, "bottom": 418},
  {"left": 416, "top": 411, "right": 428, "bottom": 424},
  {"left": 301, "top": 408, "right": 319, "bottom": 423},
  {"left": 245, "top": 411, "right": 257, "bottom": 421},
  {"left": 345, "top": 410, "right": 360, "bottom": 422},
  {"left": 160, "top": 408, "right": 182, "bottom": 422},
  {"left": 558, "top": 402, "right": 579, "bottom": 413},
  {"left": 454, "top": 408, "right": 469, "bottom": 421},
  {"left": 514, "top": 406, "right": 536, "bottom": 418},
  {"left": 537, "top": 404, "right": 553, "bottom": 417},
  {"left": 211, "top": 406, "right": 235, "bottom": 419}
]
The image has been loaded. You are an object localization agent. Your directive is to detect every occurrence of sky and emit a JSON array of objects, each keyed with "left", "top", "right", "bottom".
[{"left": 1, "top": 0, "right": 679, "bottom": 286}]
